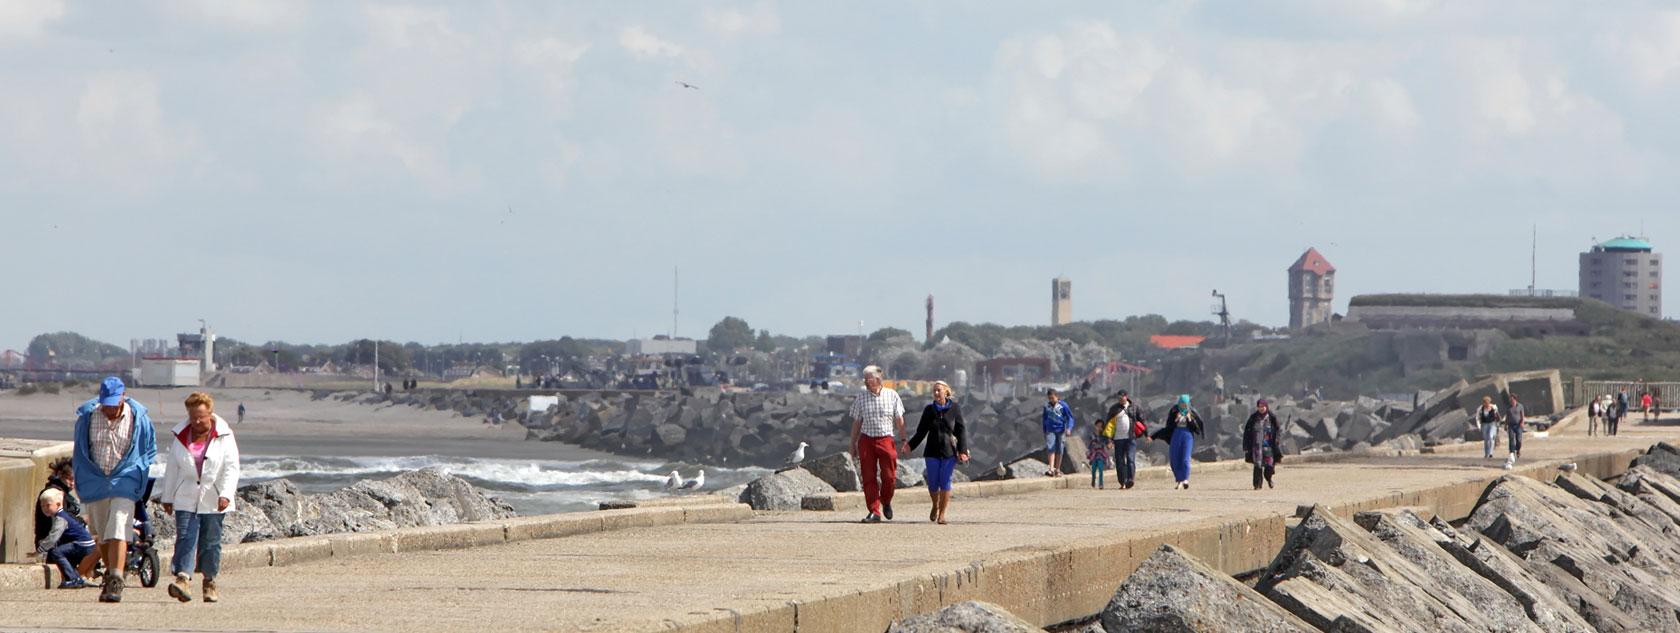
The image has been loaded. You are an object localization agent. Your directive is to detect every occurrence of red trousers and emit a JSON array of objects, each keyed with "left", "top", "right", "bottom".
[{"left": 857, "top": 435, "right": 898, "bottom": 514}]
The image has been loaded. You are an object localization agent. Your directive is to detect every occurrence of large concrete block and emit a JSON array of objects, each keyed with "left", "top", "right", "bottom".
[
  {"left": 392, "top": 523, "right": 506, "bottom": 552},
  {"left": 0, "top": 563, "right": 47, "bottom": 590},
  {"left": 978, "top": 551, "right": 1052, "bottom": 625},
  {"left": 681, "top": 503, "right": 752, "bottom": 524},
  {"left": 502, "top": 514, "right": 604, "bottom": 542},
  {"left": 795, "top": 583, "right": 902, "bottom": 633},
  {"left": 0, "top": 459, "right": 33, "bottom": 564},
  {"left": 328, "top": 532, "right": 397, "bottom": 558},
  {"left": 218, "top": 542, "right": 274, "bottom": 570},
  {"left": 270, "top": 536, "right": 334, "bottom": 567}
]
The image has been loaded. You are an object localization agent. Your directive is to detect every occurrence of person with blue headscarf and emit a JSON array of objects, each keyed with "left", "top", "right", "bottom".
[{"left": 1150, "top": 394, "right": 1205, "bottom": 489}]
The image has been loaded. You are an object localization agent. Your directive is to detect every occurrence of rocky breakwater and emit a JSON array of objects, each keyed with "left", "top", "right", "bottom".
[
  {"left": 148, "top": 467, "right": 516, "bottom": 545},
  {"left": 887, "top": 442, "right": 1680, "bottom": 633},
  {"left": 367, "top": 384, "right": 1442, "bottom": 475}
]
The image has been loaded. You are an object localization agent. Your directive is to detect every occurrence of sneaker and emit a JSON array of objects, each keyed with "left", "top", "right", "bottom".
[
  {"left": 861, "top": 512, "right": 882, "bottom": 524},
  {"left": 882, "top": 503, "right": 893, "bottom": 521},
  {"left": 98, "top": 574, "right": 124, "bottom": 603},
  {"left": 58, "top": 578, "right": 89, "bottom": 589},
  {"left": 168, "top": 573, "right": 193, "bottom": 602},
  {"left": 202, "top": 578, "right": 219, "bottom": 603}
]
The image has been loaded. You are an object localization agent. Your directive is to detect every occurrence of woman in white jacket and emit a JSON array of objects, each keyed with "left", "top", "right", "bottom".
[{"left": 159, "top": 391, "right": 239, "bottom": 603}]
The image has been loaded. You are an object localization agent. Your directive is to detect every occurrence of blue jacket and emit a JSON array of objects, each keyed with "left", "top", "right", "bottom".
[
  {"left": 72, "top": 397, "right": 156, "bottom": 504},
  {"left": 1042, "top": 401, "right": 1077, "bottom": 434}
]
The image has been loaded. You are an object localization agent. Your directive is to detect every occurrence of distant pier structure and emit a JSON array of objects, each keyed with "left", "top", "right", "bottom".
[{"left": 1289, "top": 249, "right": 1335, "bottom": 330}]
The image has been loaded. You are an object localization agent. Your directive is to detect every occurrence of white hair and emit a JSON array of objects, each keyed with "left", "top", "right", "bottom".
[
  {"left": 39, "top": 488, "right": 63, "bottom": 506},
  {"left": 863, "top": 365, "right": 883, "bottom": 379}
]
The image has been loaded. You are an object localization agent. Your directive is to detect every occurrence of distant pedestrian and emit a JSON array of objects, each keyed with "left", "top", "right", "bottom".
[
  {"left": 1616, "top": 388, "right": 1630, "bottom": 433},
  {"left": 849, "top": 365, "right": 906, "bottom": 524},
  {"left": 72, "top": 377, "right": 156, "bottom": 603},
  {"left": 1587, "top": 397, "right": 1601, "bottom": 437},
  {"left": 906, "top": 381, "right": 967, "bottom": 525},
  {"left": 1243, "top": 399, "right": 1283, "bottom": 490},
  {"left": 1505, "top": 394, "right": 1525, "bottom": 460},
  {"left": 1644, "top": 391, "right": 1656, "bottom": 422},
  {"left": 1151, "top": 395, "right": 1204, "bottom": 490},
  {"left": 1041, "top": 389, "right": 1077, "bottom": 477},
  {"left": 1475, "top": 396, "right": 1501, "bottom": 459},
  {"left": 1105, "top": 391, "right": 1147, "bottom": 489},
  {"left": 1606, "top": 394, "right": 1622, "bottom": 436},
  {"left": 236, "top": 403, "right": 245, "bottom": 425},
  {"left": 1086, "top": 422, "right": 1109, "bottom": 489},
  {"left": 160, "top": 392, "right": 241, "bottom": 603}
]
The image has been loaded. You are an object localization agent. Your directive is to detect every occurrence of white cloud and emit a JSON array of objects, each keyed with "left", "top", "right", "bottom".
[
  {"left": 0, "top": 0, "right": 64, "bottom": 41},
  {"left": 74, "top": 71, "right": 207, "bottom": 191},
  {"left": 703, "top": 4, "right": 780, "bottom": 37},
  {"left": 165, "top": 0, "right": 303, "bottom": 29},
  {"left": 1604, "top": 11, "right": 1680, "bottom": 89},
  {"left": 619, "top": 25, "right": 684, "bottom": 59}
]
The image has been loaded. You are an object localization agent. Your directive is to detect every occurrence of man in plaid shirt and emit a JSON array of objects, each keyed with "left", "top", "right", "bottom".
[
  {"left": 849, "top": 365, "right": 906, "bottom": 523},
  {"left": 73, "top": 376, "right": 155, "bottom": 603}
]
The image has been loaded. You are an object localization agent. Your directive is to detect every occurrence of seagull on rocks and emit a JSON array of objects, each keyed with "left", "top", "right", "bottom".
[
  {"left": 664, "top": 470, "right": 682, "bottom": 489},
  {"left": 786, "top": 442, "right": 809, "bottom": 466},
  {"left": 680, "top": 470, "right": 705, "bottom": 490}
]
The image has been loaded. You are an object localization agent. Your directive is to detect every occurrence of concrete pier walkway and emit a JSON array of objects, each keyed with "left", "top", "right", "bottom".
[{"left": 2, "top": 417, "right": 1675, "bottom": 633}]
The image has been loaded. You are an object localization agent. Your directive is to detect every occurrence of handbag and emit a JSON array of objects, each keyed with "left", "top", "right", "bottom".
[{"left": 1132, "top": 420, "right": 1147, "bottom": 438}]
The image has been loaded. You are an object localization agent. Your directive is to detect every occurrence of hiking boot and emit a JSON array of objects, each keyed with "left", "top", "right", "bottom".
[
  {"left": 202, "top": 578, "right": 219, "bottom": 603},
  {"left": 168, "top": 573, "right": 192, "bottom": 602},
  {"left": 882, "top": 503, "right": 893, "bottom": 521},
  {"left": 99, "top": 573, "right": 124, "bottom": 603}
]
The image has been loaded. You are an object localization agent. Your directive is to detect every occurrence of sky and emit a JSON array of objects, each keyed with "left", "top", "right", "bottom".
[{"left": 3, "top": 0, "right": 1678, "bottom": 351}]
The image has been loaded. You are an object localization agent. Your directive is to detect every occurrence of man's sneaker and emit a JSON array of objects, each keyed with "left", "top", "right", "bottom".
[
  {"left": 168, "top": 573, "right": 193, "bottom": 602},
  {"left": 202, "top": 578, "right": 219, "bottom": 603},
  {"left": 882, "top": 503, "right": 894, "bottom": 521},
  {"left": 58, "top": 578, "right": 89, "bottom": 589},
  {"left": 98, "top": 574, "right": 124, "bottom": 603},
  {"left": 861, "top": 512, "right": 882, "bottom": 524}
]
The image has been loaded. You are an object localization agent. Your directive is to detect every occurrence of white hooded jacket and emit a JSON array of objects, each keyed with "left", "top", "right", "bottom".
[{"left": 159, "top": 414, "right": 241, "bottom": 514}]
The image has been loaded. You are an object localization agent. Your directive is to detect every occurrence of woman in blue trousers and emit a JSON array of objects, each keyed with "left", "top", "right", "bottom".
[{"left": 1151, "top": 395, "right": 1205, "bottom": 489}]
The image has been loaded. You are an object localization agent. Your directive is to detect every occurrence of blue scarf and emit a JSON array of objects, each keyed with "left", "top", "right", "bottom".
[{"left": 934, "top": 399, "right": 953, "bottom": 413}]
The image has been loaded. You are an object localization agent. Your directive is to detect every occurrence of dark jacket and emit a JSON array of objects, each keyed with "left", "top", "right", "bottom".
[
  {"left": 1151, "top": 406, "right": 1204, "bottom": 441},
  {"left": 1106, "top": 401, "right": 1147, "bottom": 440},
  {"left": 1242, "top": 411, "right": 1284, "bottom": 464},
  {"left": 36, "top": 510, "right": 94, "bottom": 555},
  {"left": 908, "top": 401, "right": 968, "bottom": 460},
  {"left": 34, "top": 476, "right": 81, "bottom": 545}
]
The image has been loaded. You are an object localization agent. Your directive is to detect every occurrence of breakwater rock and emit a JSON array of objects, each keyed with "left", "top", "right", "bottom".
[
  {"left": 148, "top": 467, "right": 516, "bottom": 545},
  {"left": 359, "top": 383, "right": 1475, "bottom": 474},
  {"left": 888, "top": 442, "right": 1680, "bottom": 633}
]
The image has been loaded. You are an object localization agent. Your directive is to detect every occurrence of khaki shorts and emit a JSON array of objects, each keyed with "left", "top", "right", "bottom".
[{"left": 85, "top": 497, "right": 135, "bottom": 543}]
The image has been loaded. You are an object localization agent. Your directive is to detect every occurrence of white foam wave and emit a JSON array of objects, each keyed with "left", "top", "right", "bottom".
[{"left": 241, "top": 455, "right": 721, "bottom": 489}]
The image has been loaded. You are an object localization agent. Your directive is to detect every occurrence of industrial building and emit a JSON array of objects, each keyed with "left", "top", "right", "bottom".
[
  {"left": 626, "top": 337, "right": 698, "bottom": 356},
  {"left": 1579, "top": 236, "right": 1662, "bottom": 318}
]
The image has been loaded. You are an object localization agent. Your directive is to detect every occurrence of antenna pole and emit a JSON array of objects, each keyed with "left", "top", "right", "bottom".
[
  {"left": 1530, "top": 224, "right": 1537, "bottom": 291},
  {"left": 672, "top": 267, "right": 679, "bottom": 339}
]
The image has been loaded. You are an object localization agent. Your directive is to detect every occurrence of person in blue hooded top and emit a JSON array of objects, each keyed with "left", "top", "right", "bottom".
[
  {"left": 1150, "top": 394, "right": 1204, "bottom": 490},
  {"left": 72, "top": 376, "right": 156, "bottom": 603}
]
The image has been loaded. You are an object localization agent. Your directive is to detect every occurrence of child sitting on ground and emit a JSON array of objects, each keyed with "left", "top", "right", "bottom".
[
  {"left": 1087, "top": 424, "right": 1111, "bottom": 489},
  {"left": 36, "top": 488, "right": 97, "bottom": 589}
]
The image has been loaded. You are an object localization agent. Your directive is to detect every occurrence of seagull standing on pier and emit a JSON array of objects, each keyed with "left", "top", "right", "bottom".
[
  {"left": 786, "top": 442, "right": 809, "bottom": 466},
  {"left": 664, "top": 470, "right": 682, "bottom": 489},
  {"left": 679, "top": 470, "right": 705, "bottom": 490}
]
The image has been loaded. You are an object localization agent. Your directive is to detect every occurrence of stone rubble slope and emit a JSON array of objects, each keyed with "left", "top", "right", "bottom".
[{"left": 889, "top": 443, "right": 1680, "bottom": 633}]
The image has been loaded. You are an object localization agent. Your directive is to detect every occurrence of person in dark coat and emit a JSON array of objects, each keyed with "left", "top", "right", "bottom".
[
  {"left": 36, "top": 457, "right": 81, "bottom": 546},
  {"left": 1150, "top": 395, "right": 1204, "bottom": 490},
  {"left": 1242, "top": 400, "right": 1283, "bottom": 490},
  {"left": 906, "top": 381, "right": 968, "bottom": 525},
  {"left": 1104, "top": 391, "right": 1148, "bottom": 489}
]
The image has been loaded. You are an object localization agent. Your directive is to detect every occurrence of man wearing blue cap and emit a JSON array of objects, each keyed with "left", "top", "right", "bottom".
[{"left": 72, "top": 376, "right": 155, "bottom": 603}]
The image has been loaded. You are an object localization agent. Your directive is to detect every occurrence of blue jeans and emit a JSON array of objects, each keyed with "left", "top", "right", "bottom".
[
  {"left": 48, "top": 542, "right": 93, "bottom": 583},
  {"left": 1113, "top": 439, "right": 1137, "bottom": 485},
  {"left": 1481, "top": 423, "right": 1500, "bottom": 457},
  {"left": 171, "top": 511, "right": 225, "bottom": 579},
  {"left": 1507, "top": 425, "right": 1523, "bottom": 457}
]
